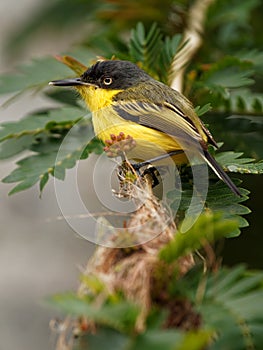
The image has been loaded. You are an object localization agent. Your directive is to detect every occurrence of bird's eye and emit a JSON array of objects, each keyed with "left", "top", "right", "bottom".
[{"left": 103, "top": 77, "right": 113, "bottom": 86}]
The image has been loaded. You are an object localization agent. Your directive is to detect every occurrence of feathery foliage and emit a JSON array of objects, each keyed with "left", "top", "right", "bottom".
[
  {"left": 1, "top": 107, "right": 103, "bottom": 194},
  {"left": 129, "top": 22, "right": 184, "bottom": 83}
]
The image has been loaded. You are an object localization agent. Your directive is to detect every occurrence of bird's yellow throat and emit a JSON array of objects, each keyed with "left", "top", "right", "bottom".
[{"left": 77, "top": 86, "right": 123, "bottom": 112}]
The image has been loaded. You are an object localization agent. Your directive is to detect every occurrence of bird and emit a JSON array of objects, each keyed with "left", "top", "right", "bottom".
[{"left": 49, "top": 59, "right": 241, "bottom": 196}]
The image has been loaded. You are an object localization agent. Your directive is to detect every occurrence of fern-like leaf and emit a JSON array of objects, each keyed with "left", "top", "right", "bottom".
[
  {"left": 201, "top": 57, "right": 254, "bottom": 92},
  {"left": 129, "top": 23, "right": 185, "bottom": 83},
  {"left": 199, "top": 266, "right": 263, "bottom": 350},
  {"left": 129, "top": 22, "right": 162, "bottom": 72},
  {"left": 50, "top": 293, "right": 139, "bottom": 333},
  {"left": 0, "top": 107, "right": 83, "bottom": 142},
  {"left": 168, "top": 264, "right": 263, "bottom": 350},
  {"left": 0, "top": 57, "right": 72, "bottom": 95},
  {"left": 215, "top": 151, "right": 263, "bottom": 174},
  {"left": 159, "top": 212, "right": 238, "bottom": 263},
  {"left": 158, "top": 34, "right": 184, "bottom": 84},
  {"left": 167, "top": 149, "right": 257, "bottom": 237},
  {"left": 1, "top": 118, "right": 103, "bottom": 195}
]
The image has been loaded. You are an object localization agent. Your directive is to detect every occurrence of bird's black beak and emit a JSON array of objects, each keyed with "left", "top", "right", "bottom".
[{"left": 49, "top": 78, "right": 97, "bottom": 87}]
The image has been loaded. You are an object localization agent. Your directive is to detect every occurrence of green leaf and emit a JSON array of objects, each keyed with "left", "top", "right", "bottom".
[
  {"left": 159, "top": 212, "right": 238, "bottom": 263},
  {"left": 215, "top": 151, "right": 263, "bottom": 174},
  {"left": 129, "top": 23, "right": 186, "bottom": 83},
  {"left": 0, "top": 135, "right": 35, "bottom": 159},
  {"left": 203, "top": 182, "right": 250, "bottom": 232},
  {"left": 129, "top": 22, "right": 162, "bottom": 72},
  {"left": 169, "top": 265, "right": 263, "bottom": 350},
  {"left": 73, "top": 328, "right": 130, "bottom": 350},
  {"left": 167, "top": 147, "right": 258, "bottom": 237},
  {"left": 2, "top": 123, "right": 103, "bottom": 195},
  {"left": 198, "top": 87, "right": 263, "bottom": 115},
  {"left": 2, "top": 152, "right": 57, "bottom": 195},
  {"left": 0, "top": 111, "right": 50, "bottom": 142},
  {"left": 190, "top": 54, "right": 262, "bottom": 112},
  {"left": 39, "top": 172, "right": 49, "bottom": 193},
  {"left": 237, "top": 49, "right": 263, "bottom": 73},
  {"left": 0, "top": 107, "right": 84, "bottom": 142},
  {"left": 198, "top": 266, "right": 263, "bottom": 350},
  {"left": 0, "top": 57, "right": 73, "bottom": 95},
  {"left": 227, "top": 89, "right": 263, "bottom": 114},
  {"left": 158, "top": 34, "right": 184, "bottom": 83},
  {"left": 132, "top": 329, "right": 211, "bottom": 350},
  {"left": 0, "top": 106, "right": 87, "bottom": 164},
  {"left": 74, "top": 328, "right": 211, "bottom": 350},
  {"left": 176, "top": 331, "right": 212, "bottom": 350},
  {"left": 168, "top": 180, "right": 249, "bottom": 238},
  {"left": 202, "top": 57, "right": 254, "bottom": 90},
  {"left": 195, "top": 103, "right": 212, "bottom": 117},
  {"left": 50, "top": 293, "right": 139, "bottom": 333},
  {"left": 208, "top": 0, "right": 260, "bottom": 28},
  {"left": 160, "top": 34, "right": 183, "bottom": 70},
  {"left": 45, "top": 89, "right": 81, "bottom": 107},
  {"left": 8, "top": 176, "right": 40, "bottom": 195},
  {"left": 133, "top": 329, "right": 183, "bottom": 350}
]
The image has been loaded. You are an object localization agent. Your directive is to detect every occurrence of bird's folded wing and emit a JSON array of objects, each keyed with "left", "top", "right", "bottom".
[{"left": 113, "top": 100, "right": 202, "bottom": 149}]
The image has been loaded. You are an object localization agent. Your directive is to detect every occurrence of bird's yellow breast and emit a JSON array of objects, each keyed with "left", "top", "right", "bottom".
[
  {"left": 92, "top": 104, "right": 187, "bottom": 163},
  {"left": 77, "top": 86, "right": 187, "bottom": 163}
]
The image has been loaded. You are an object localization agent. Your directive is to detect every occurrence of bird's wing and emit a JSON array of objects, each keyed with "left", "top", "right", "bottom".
[
  {"left": 164, "top": 100, "right": 218, "bottom": 148},
  {"left": 113, "top": 80, "right": 218, "bottom": 148},
  {"left": 112, "top": 100, "right": 240, "bottom": 196},
  {"left": 113, "top": 100, "right": 203, "bottom": 150}
]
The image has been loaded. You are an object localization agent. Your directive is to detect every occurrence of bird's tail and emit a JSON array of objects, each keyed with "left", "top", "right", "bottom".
[{"left": 203, "top": 150, "right": 241, "bottom": 197}]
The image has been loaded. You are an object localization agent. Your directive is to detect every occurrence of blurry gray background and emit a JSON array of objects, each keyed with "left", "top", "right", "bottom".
[{"left": 0, "top": 1, "right": 94, "bottom": 349}]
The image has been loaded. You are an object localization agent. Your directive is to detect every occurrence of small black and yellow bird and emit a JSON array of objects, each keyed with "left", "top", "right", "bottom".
[{"left": 49, "top": 59, "right": 241, "bottom": 196}]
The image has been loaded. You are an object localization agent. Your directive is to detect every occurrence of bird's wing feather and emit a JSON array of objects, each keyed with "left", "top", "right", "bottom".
[
  {"left": 113, "top": 80, "right": 214, "bottom": 145},
  {"left": 163, "top": 100, "right": 218, "bottom": 148},
  {"left": 113, "top": 100, "right": 202, "bottom": 149}
]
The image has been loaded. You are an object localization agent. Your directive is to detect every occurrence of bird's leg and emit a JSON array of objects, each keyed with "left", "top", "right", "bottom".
[
  {"left": 131, "top": 150, "right": 184, "bottom": 188},
  {"left": 131, "top": 150, "right": 184, "bottom": 172},
  {"left": 141, "top": 166, "right": 160, "bottom": 187}
]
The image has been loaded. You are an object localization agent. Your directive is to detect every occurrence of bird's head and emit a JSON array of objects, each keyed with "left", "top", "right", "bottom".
[
  {"left": 49, "top": 60, "right": 151, "bottom": 110},
  {"left": 50, "top": 60, "right": 151, "bottom": 90}
]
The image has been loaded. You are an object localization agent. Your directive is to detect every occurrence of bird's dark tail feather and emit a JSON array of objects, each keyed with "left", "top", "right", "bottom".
[{"left": 203, "top": 150, "right": 242, "bottom": 197}]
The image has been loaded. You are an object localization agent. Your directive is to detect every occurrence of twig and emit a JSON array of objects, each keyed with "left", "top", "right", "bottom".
[{"left": 170, "top": 0, "right": 215, "bottom": 92}]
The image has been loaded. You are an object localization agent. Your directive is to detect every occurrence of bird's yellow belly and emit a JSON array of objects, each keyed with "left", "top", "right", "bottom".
[{"left": 92, "top": 108, "right": 187, "bottom": 163}]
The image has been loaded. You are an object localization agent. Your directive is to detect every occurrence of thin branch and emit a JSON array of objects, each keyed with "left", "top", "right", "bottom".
[{"left": 170, "top": 0, "right": 215, "bottom": 92}]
